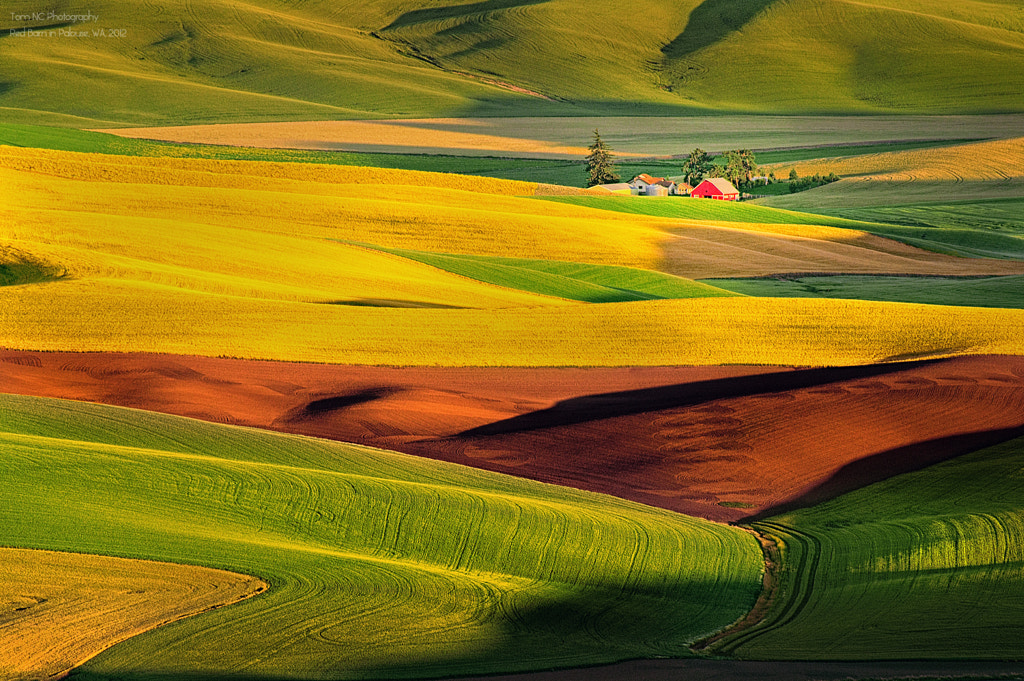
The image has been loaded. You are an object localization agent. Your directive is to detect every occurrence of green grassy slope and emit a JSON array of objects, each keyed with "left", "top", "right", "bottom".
[
  {"left": 538, "top": 195, "right": 884, "bottom": 230},
  {"left": 0, "top": 393, "right": 762, "bottom": 679},
  {"left": 544, "top": 195, "right": 1024, "bottom": 261},
  {"left": 838, "top": 201, "right": 1024, "bottom": 260},
  {"left": 662, "top": 0, "right": 1024, "bottom": 113},
  {"left": 3, "top": 0, "right": 1023, "bottom": 124},
  {"left": 361, "top": 243, "right": 737, "bottom": 303},
  {"left": 0, "top": 0, "right": 560, "bottom": 127},
  {"left": 704, "top": 275, "right": 1024, "bottom": 309},
  {"left": 763, "top": 190, "right": 1024, "bottom": 260},
  {"left": 719, "top": 435, "right": 1024, "bottom": 660}
]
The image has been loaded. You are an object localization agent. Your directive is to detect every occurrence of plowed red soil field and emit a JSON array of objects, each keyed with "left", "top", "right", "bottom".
[{"left": 3, "top": 351, "right": 1022, "bottom": 521}]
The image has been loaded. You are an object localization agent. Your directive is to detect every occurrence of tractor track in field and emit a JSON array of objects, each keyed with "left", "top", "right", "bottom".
[
  {"left": 690, "top": 527, "right": 780, "bottom": 653},
  {"left": 711, "top": 523, "right": 823, "bottom": 656}
]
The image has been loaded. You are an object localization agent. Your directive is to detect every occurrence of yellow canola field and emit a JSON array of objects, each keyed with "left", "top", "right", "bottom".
[
  {"left": 0, "top": 146, "right": 669, "bottom": 270},
  {"left": 2, "top": 281, "right": 1022, "bottom": 366},
  {"left": 0, "top": 145, "right": 539, "bottom": 195},
  {"left": 769, "top": 137, "right": 1024, "bottom": 182},
  {"left": 0, "top": 548, "right": 263, "bottom": 681},
  {"left": 3, "top": 197, "right": 562, "bottom": 309},
  {"left": 4, "top": 146, "right": 1022, "bottom": 367}
]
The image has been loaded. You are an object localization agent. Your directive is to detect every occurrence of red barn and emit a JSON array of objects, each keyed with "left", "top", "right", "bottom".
[{"left": 692, "top": 178, "right": 740, "bottom": 201}]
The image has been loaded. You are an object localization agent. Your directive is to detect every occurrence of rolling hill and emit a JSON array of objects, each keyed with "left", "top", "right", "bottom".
[
  {"left": 0, "top": 393, "right": 763, "bottom": 678},
  {"left": 0, "top": 549, "right": 263, "bottom": 680},
  {"left": 4, "top": 145, "right": 1024, "bottom": 366},
  {"left": 719, "top": 433, "right": 1024, "bottom": 660},
  {"left": 2, "top": 0, "right": 1023, "bottom": 125}
]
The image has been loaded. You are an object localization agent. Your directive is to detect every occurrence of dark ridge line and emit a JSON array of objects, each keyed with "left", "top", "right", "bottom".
[
  {"left": 455, "top": 358, "right": 945, "bottom": 437},
  {"left": 743, "top": 424, "right": 1024, "bottom": 523}
]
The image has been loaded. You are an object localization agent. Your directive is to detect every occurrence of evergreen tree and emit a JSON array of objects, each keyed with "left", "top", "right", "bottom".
[
  {"left": 681, "top": 148, "right": 714, "bottom": 186},
  {"left": 585, "top": 130, "right": 620, "bottom": 187}
]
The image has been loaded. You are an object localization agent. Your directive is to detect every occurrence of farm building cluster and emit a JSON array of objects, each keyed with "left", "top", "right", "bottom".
[{"left": 592, "top": 174, "right": 740, "bottom": 200}]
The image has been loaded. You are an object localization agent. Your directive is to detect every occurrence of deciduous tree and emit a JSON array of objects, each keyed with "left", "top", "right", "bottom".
[{"left": 681, "top": 147, "right": 714, "bottom": 186}]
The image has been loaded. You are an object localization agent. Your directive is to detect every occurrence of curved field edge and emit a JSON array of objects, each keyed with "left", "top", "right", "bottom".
[
  {"left": 543, "top": 194, "right": 1024, "bottom": 264},
  {"left": 354, "top": 243, "right": 736, "bottom": 303},
  {"left": 5, "top": 288, "right": 1024, "bottom": 366},
  {"left": 715, "top": 435, "right": 1024, "bottom": 660},
  {"left": 702, "top": 275, "right": 1024, "bottom": 310},
  {"left": 536, "top": 195, "right": 886, "bottom": 232},
  {"left": 0, "top": 548, "right": 266, "bottom": 681},
  {"left": 0, "top": 393, "right": 763, "bottom": 678},
  {"left": 0, "top": 123, "right": 589, "bottom": 184},
  {"left": 4, "top": 290, "right": 1024, "bottom": 366},
  {"left": 2, "top": 145, "right": 668, "bottom": 270},
  {"left": 0, "top": 144, "right": 538, "bottom": 196}
]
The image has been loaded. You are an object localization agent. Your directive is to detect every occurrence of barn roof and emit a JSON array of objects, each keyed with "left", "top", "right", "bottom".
[
  {"left": 699, "top": 178, "right": 739, "bottom": 194},
  {"left": 632, "top": 173, "right": 666, "bottom": 184}
]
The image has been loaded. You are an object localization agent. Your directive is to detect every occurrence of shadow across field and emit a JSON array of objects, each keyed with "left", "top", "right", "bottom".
[
  {"left": 62, "top": 581, "right": 745, "bottom": 681},
  {"left": 0, "top": 253, "right": 68, "bottom": 287},
  {"left": 457, "top": 360, "right": 941, "bottom": 437},
  {"left": 662, "top": 0, "right": 777, "bottom": 60},
  {"left": 744, "top": 423, "right": 1024, "bottom": 522},
  {"left": 282, "top": 388, "right": 400, "bottom": 421}
]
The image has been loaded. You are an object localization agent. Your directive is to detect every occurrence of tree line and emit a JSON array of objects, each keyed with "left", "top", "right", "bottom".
[{"left": 585, "top": 131, "right": 839, "bottom": 194}]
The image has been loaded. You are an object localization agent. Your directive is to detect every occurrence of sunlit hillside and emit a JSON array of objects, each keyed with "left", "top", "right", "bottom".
[{"left": 3, "top": 0, "right": 1023, "bottom": 125}]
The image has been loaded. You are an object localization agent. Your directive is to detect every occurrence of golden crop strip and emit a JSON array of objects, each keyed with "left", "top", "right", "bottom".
[
  {"left": 2, "top": 283, "right": 1022, "bottom": 366},
  {"left": 767, "top": 137, "right": 1024, "bottom": 182},
  {"left": 0, "top": 548, "right": 263, "bottom": 680},
  {"left": 0, "top": 145, "right": 539, "bottom": 195}
]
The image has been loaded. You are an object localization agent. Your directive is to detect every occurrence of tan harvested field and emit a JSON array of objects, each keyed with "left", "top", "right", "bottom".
[
  {"left": 767, "top": 136, "right": 1024, "bottom": 182},
  {"left": 3, "top": 351, "right": 1022, "bottom": 523},
  {"left": 99, "top": 114, "right": 1024, "bottom": 158},
  {"left": 101, "top": 120, "right": 612, "bottom": 159},
  {"left": 662, "top": 224, "right": 1024, "bottom": 278},
  {"left": 760, "top": 136, "right": 1024, "bottom": 209},
  {"left": 762, "top": 177, "right": 1024, "bottom": 211},
  {"left": 0, "top": 548, "right": 265, "bottom": 681}
]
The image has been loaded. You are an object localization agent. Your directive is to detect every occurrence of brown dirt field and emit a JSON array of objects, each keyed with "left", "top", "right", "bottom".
[
  {"left": 4, "top": 351, "right": 1023, "bottom": 524},
  {"left": 0, "top": 548, "right": 265, "bottom": 681},
  {"left": 662, "top": 225, "right": 1024, "bottom": 278}
]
